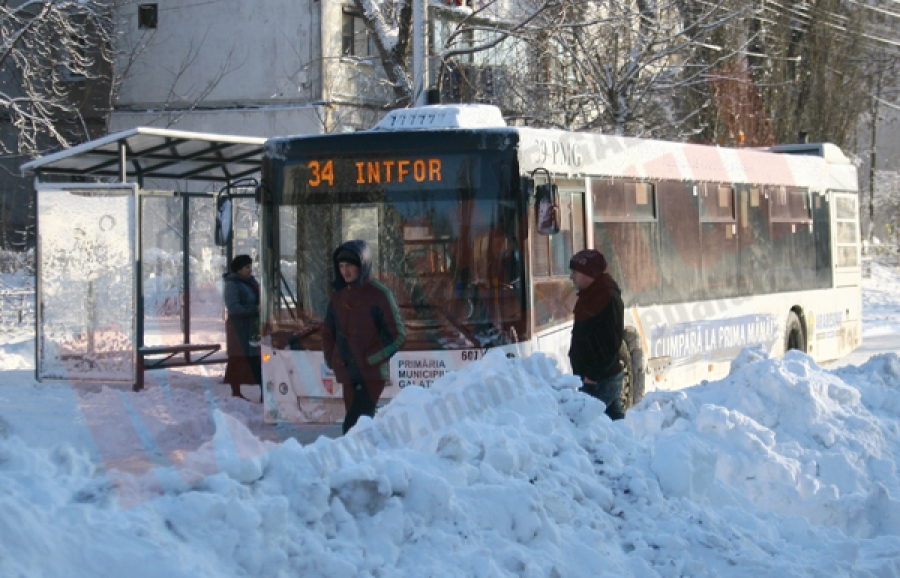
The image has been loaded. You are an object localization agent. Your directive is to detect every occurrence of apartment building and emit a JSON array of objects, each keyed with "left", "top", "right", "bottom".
[{"left": 110, "top": 0, "right": 399, "bottom": 136}]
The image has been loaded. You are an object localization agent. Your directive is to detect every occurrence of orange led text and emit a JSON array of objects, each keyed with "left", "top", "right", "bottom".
[{"left": 355, "top": 159, "right": 442, "bottom": 184}]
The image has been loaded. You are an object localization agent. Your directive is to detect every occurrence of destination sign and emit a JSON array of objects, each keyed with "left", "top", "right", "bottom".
[
  {"left": 281, "top": 154, "right": 482, "bottom": 203},
  {"left": 306, "top": 158, "right": 444, "bottom": 187}
]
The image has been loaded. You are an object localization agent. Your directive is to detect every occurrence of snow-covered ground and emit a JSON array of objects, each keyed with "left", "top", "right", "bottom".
[{"left": 2, "top": 265, "right": 900, "bottom": 577}]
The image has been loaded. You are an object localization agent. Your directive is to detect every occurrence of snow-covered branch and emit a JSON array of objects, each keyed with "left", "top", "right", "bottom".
[{"left": 0, "top": 0, "right": 117, "bottom": 157}]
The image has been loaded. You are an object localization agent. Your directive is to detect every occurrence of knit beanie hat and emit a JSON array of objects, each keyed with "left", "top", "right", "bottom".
[
  {"left": 569, "top": 249, "right": 607, "bottom": 278},
  {"left": 335, "top": 247, "right": 361, "bottom": 268},
  {"left": 230, "top": 254, "right": 252, "bottom": 273}
]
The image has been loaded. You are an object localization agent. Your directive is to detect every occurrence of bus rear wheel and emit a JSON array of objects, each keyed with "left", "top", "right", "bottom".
[
  {"left": 785, "top": 311, "right": 806, "bottom": 353},
  {"left": 619, "top": 329, "right": 645, "bottom": 412}
]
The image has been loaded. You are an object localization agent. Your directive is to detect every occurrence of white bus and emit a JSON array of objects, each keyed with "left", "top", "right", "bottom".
[{"left": 256, "top": 104, "right": 861, "bottom": 424}]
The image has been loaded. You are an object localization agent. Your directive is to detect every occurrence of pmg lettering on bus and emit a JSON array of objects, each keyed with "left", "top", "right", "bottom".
[
  {"left": 355, "top": 159, "right": 442, "bottom": 184},
  {"left": 551, "top": 141, "right": 583, "bottom": 166}
]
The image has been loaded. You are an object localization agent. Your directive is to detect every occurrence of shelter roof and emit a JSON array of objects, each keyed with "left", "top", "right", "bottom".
[{"left": 21, "top": 127, "right": 266, "bottom": 183}]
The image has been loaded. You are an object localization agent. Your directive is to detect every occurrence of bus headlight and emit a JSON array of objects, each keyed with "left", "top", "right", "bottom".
[{"left": 279, "top": 382, "right": 289, "bottom": 395}]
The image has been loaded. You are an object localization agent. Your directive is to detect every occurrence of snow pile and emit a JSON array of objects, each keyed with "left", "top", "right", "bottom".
[
  {"left": 0, "top": 334, "right": 33, "bottom": 370},
  {"left": 3, "top": 259, "right": 900, "bottom": 576},
  {"left": 860, "top": 262, "right": 900, "bottom": 338},
  {"left": 635, "top": 349, "right": 900, "bottom": 537},
  {"left": 3, "top": 348, "right": 900, "bottom": 576}
]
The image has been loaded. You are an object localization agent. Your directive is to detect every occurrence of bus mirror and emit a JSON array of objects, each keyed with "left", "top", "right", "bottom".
[
  {"left": 215, "top": 195, "right": 233, "bottom": 246},
  {"left": 535, "top": 183, "right": 560, "bottom": 235}
]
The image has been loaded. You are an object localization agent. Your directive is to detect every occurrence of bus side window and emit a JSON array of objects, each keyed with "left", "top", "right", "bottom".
[
  {"left": 699, "top": 183, "right": 738, "bottom": 300},
  {"left": 770, "top": 186, "right": 815, "bottom": 291},
  {"left": 532, "top": 191, "right": 584, "bottom": 278},
  {"left": 738, "top": 185, "right": 774, "bottom": 296},
  {"left": 593, "top": 178, "right": 659, "bottom": 306},
  {"left": 533, "top": 191, "right": 585, "bottom": 331},
  {"left": 550, "top": 192, "right": 584, "bottom": 276},
  {"left": 834, "top": 194, "right": 859, "bottom": 268},
  {"left": 813, "top": 192, "right": 832, "bottom": 287}
]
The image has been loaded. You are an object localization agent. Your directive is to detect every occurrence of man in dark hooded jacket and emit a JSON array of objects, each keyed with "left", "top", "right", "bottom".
[
  {"left": 322, "top": 240, "right": 406, "bottom": 434},
  {"left": 568, "top": 249, "right": 626, "bottom": 420}
]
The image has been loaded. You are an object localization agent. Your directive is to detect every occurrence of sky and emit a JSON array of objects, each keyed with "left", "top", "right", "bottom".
[{"left": 1, "top": 264, "right": 900, "bottom": 576}]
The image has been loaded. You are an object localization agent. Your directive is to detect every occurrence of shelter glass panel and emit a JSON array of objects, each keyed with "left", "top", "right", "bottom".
[
  {"left": 141, "top": 196, "right": 185, "bottom": 348},
  {"left": 188, "top": 197, "right": 227, "bottom": 348},
  {"left": 38, "top": 188, "right": 135, "bottom": 381}
]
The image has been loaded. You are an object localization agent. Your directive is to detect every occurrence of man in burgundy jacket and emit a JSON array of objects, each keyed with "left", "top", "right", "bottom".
[
  {"left": 568, "top": 249, "right": 626, "bottom": 420},
  {"left": 322, "top": 240, "right": 406, "bottom": 434}
]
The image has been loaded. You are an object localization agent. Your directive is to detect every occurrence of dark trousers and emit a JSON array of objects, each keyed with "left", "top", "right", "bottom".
[
  {"left": 580, "top": 371, "right": 626, "bottom": 420},
  {"left": 343, "top": 383, "right": 377, "bottom": 434}
]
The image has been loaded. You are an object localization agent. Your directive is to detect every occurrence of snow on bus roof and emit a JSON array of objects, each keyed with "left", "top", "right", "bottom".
[
  {"left": 769, "top": 143, "right": 852, "bottom": 164},
  {"left": 371, "top": 104, "right": 507, "bottom": 131},
  {"left": 511, "top": 126, "right": 855, "bottom": 189}
]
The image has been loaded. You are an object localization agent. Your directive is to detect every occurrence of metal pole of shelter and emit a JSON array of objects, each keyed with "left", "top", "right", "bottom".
[
  {"left": 118, "top": 141, "right": 127, "bottom": 183},
  {"left": 226, "top": 177, "right": 234, "bottom": 275},
  {"left": 182, "top": 194, "right": 190, "bottom": 346},
  {"left": 123, "top": 139, "right": 150, "bottom": 391},
  {"left": 33, "top": 173, "right": 42, "bottom": 382},
  {"left": 122, "top": 140, "right": 146, "bottom": 390}
]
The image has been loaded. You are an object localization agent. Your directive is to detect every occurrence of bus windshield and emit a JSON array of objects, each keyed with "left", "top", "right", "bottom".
[{"left": 263, "top": 149, "right": 527, "bottom": 351}]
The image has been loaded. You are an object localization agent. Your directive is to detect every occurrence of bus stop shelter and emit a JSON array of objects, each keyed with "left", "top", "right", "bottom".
[{"left": 21, "top": 128, "right": 266, "bottom": 390}]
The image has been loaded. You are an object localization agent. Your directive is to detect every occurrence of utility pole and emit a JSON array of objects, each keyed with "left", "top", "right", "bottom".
[
  {"left": 869, "top": 73, "right": 881, "bottom": 245},
  {"left": 413, "top": 0, "right": 428, "bottom": 107}
]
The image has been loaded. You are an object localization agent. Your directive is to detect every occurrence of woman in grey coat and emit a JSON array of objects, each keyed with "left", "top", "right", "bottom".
[{"left": 223, "top": 254, "right": 261, "bottom": 400}]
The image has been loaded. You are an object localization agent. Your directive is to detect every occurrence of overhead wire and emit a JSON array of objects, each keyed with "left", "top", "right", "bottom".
[{"left": 758, "top": 0, "right": 900, "bottom": 51}]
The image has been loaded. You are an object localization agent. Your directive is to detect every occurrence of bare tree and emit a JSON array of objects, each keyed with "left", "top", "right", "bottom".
[
  {"left": 849, "top": 0, "right": 900, "bottom": 244},
  {"left": 351, "top": 0, "right": 415, "bottom": 107},
  {"left": 859, "top": 51, "right": 900, "bottom": 242},
  {"left": 0, "top": 0, "right": 116, "bottom": 157},
  {"left": 0, "top": 1, "right": 117, "bottom": 250},
  {"left": 745, "top": 0, "right": 870, "bottom": 149},
  {"left": 0, "top": 1, "right": 246, "bottom": 250},
  {"left": 355, "top": 0, "right": 754, "bottom": 138},
  {"left": 517, "top": 0, "right": 753, "bottom": 136},
  {"left": 350, "top": 0, "right": 561, "bottom": 109}
]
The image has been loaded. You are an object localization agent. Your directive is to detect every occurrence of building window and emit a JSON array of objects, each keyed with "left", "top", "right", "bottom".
[
  {"left": 342, "top": 10, "right": 372, "bottom": 57},
  {"left": 138, "top": 4, "right": 158, "bottom": 29}
]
